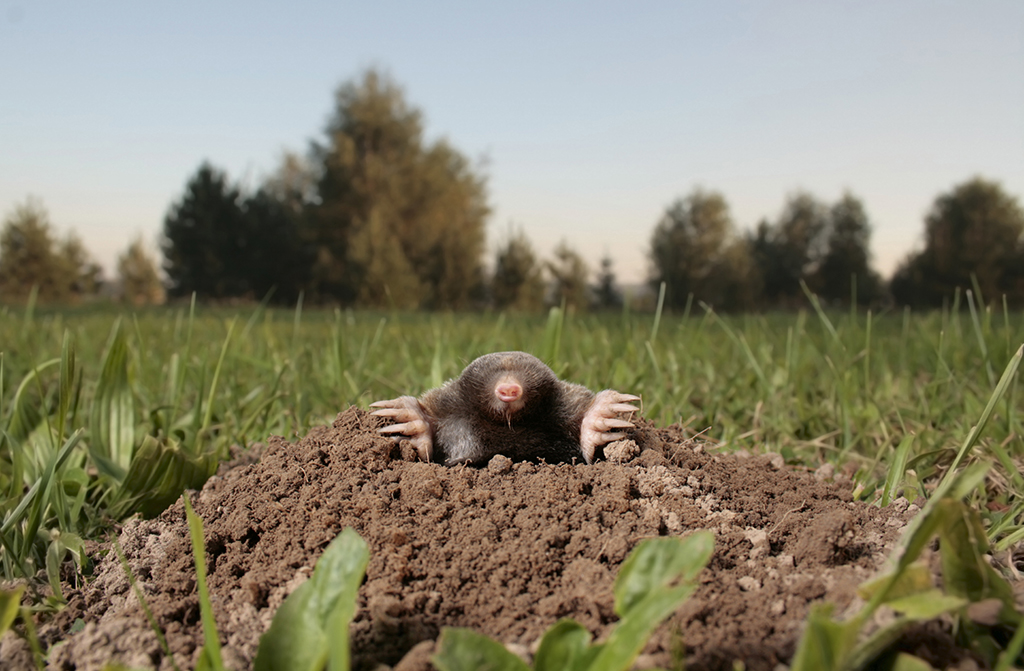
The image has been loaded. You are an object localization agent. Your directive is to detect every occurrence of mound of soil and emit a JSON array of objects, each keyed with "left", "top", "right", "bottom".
[{"left": 4, "top": 408, "right": 955, "bottom": 670}]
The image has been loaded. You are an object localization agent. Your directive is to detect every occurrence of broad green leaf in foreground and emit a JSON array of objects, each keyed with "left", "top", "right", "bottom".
[
  {"left": 935, "top": 498, "right": 1020, "bottom": 666},
  {"left": 432, "top": 628, "right": 531, "bottom": 671},
  {"left": 792, "top": 496, "right": 1024, "bottom": 671},
  {"left": 533, "top": 619, "right": 597, "bottom": 671},
  {"left": 936, "top": 498, "right": 1017, "bottom": 619},
  {"left": 613, "top": 531, "right": 714, "bottom": 617},
  {"left": 253, "top": 527, "right": 370, "bottom": 671},
  {"left": 0, "top": 585, "right": 25, "bottom": 638},
  {"left": 788, "top": 603, "right": 859, "bottom": 671},
  {"left": 111, "top": 436, "right": 217, "bottom": 519},
  {"left": 889, "top": 653, "right": 939, "bottom": 671},
  {"left": 884, "top": 591, "right": 968, "bottom": 620},
  {"left": 591, "top": 531, "right": 715, "bottom": 671},
  {"left": 857, "top": 562, "right": 934, "bottom": 603},
  {"left": 433, "top": 532, "right": 714, "bottom": 671},
  {"left": 89, "top": 320, "right": 135, "bottom": 479}
]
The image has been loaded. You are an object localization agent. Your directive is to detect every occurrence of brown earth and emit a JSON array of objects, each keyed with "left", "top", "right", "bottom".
[{"left": 1, "top": 408, "right": 972, "bottom": 670}]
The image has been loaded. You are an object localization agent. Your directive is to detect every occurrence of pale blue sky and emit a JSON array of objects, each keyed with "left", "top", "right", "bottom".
[{"left": 2, "top": 1, "right": 1022, "bottom": 284}]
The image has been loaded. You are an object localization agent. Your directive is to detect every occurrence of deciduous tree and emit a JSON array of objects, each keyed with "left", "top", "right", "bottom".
[
  {"left": 546, "top": 240, "right": 590, "bottom": 311},
  {"left": 492, "top": 226, "right": 545, "bottom": 311},
  {"left": 891, "top": 177, "right": 1024, "bottom": 307},
  {"left": 0, "top": 198, "right": 101, "bottom": 303},
  {"left": 649, "top": 188, "right": 756, "bottom": 310},
  {"left": 750, "top": 193, "right": 829, "bottom": 306},
  {"left": 808, "top": 193, "right": 883, "bottom": 306},
  {"left": 60, "top": 232, "right": 104, "bottom": 298},
  {"left": 309, "top": 69, "right": 488, "bottom": 308},
  {"left": 117, "top": 235, "right": 166, "bottom": 306}
]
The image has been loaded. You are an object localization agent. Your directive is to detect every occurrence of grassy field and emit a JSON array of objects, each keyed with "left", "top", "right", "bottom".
[{"left": 1, "top": 295, "right": 1023, "bottom": 588}]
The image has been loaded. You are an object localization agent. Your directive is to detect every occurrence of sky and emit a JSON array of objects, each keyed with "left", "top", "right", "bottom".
[{"left": 1, "top": 1, "right": 1022, "bottom": 285}]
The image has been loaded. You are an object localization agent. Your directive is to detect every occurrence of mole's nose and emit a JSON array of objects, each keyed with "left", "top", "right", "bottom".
[{"left": 495, "top": 383, "right": 523, "bottom": 403}]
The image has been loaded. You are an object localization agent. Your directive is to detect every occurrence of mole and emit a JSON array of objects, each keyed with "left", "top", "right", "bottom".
[{"left": 370, "top": 351, "right": 640, "bottom": 466}]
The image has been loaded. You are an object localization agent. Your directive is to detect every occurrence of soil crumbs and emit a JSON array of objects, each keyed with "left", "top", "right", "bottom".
[{"left": 4, "top": 408, "right": 965, "bottom": 670}]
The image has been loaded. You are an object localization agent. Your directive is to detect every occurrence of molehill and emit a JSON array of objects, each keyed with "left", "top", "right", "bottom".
[{"left": 4, "top": 407, "right": 961, "bottom": 671}]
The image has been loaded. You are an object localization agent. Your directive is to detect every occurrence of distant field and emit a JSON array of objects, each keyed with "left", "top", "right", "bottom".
[{"left": 1, "top": 299, "right": 1023, "bottom": 583}]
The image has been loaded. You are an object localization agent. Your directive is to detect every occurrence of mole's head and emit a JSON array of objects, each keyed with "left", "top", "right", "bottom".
[{"left": 459, "top": 351, "right": 558, "bottom": 423}]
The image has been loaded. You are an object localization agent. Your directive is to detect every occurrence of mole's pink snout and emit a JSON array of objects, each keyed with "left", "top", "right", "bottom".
[{"left": 495, "top": 382, "right": 523, "bottom": 404}]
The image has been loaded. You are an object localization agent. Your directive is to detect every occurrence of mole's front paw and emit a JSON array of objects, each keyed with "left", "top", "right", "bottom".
[
  {"left": 370, "top": 396, "right": 434, "bottom": 462},
  {"left": 580, "top": 390, "right": 640, "bottom": 464}
]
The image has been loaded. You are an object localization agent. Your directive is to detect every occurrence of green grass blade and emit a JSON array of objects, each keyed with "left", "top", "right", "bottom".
[
  {"left": 240, "top": 288, "right": 276, "bottom": 342},
  {"left": 56, "top": 331, "right": 75, "bottom": 450},
  {"left": 650, "top": 281, "right": 665, "bottom": 341},
  {"left": 0, "top": 479, "right": 42, "bottom": 537},
  {"left": 291, "top": 290, "right": 305, "bottom": 353},
  {"left": 705, "top": 307, "right": 769, "bottom": 392},
  {"left": 20, "top": 285, "right": 37, "bottom": 335},
  {"left": 801, "top": 280, "right": 843, "bottom": 351},
  {"left": 6, "top": 359, "right": 59, "bottom": 456},
  {"left": 966, "top": 288, "right": 996, "bottom": 388},
  {"left": 994, "top": 618, "right": 1024, "bottom": 671},
  {"left": 90, "top": 320, "right": 135, "bottom": 477},
  {"left": 12, "top": 428, "right": 84, "bottom": 563},
  {"left": 184, "top": 495, "right": 225, "bottom": 671},
  {"left": 779, "top": 603, "right": 856, "bottom": 671},
  {"left": 938, "top": 344, "right": 1023, "bottom": 492},
  {"left": 539, "top": 306, "right": 565, "bottom": 367},
  {"left": 202, "top": 318, "right": 238, "bottom": 432},
  {"left": 880, "top": 434, "right": 916, "bottom": 508}
]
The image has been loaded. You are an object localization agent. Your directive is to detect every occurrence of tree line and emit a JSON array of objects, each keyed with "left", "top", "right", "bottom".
[{"left": 2, "top": 69, "right": 1023, "bottom": 311}]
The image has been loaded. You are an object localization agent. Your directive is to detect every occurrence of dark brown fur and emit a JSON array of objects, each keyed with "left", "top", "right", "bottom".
[{"left": 421, "top": 352, "right": 596, "bottom": 465}]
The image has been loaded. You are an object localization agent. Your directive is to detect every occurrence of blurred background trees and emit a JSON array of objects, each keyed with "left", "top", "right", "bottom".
[
  {"left": 162, "top": 163, "right": 248, "bottom": 299},
  {"left": 0, "top": 198, "right": 103, "bottom": 303},
  {"left": 306, "top": 69, "right": 488, "bottom": 309},
  {"left": 591, "top": 255, "right": 623, "bottom": 311},
  {"left": 117, "top": 236, "right": 166, "bottom": 306},
  {"left": 3, "top": 67, "right": 1022, "bottom": 312},
  {"left": 749, "top": 192, "right": 829, "bottom": 307},
  {"left": 547, "top": 240, "right": 590, "bottom": 311},
  {"left": 810, "top": 194, "right": 884, "bottom": 306},
  {"left": 648, "top": 188, "right": 758, "bottom": 312},
  {"left": 158, "top": 69, "right": 488, "bottom": 309},
  {"left": 891, "top": 177, "right": 1024, "bottom": 308},
  {"left": 492, "top": 226, "right": 545, "bottom": 311}
]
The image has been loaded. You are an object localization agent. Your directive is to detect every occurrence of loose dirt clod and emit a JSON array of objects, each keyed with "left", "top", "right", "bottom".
[{"left": 14, "top": 408, "right": 960, "bottom": 670}]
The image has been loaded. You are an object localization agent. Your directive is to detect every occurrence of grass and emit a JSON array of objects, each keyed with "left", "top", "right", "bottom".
[{"left": 0, "top": 298, "right": 1023, "bottom": 661}]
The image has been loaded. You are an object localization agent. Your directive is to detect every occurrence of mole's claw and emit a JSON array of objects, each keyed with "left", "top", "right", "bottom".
[
  {"left": 579, "top": 389, "right": 641, "bottom": 463},
  {"left": 378, "top": 419, "right": 430, "bottom": 436},
  {"left": 372, "top": 407, "right": 422, "bottom": 424},
  {"left": 369, "top": 396, "right": 434, "bottom": 462},
  {"left": 592, "top": 417, "right": 634, "bottom": 431},
  {"left": 595, "top": 431, "right": 627, "bottom": 444}
]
